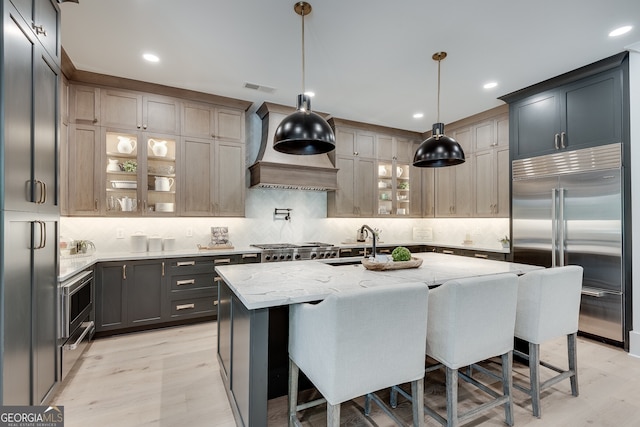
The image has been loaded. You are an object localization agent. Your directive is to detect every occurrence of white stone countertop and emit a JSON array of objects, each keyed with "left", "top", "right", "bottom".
[
  {"left": 215, "top": 252, "right": 541, "bottom": 310},
  {"left": 338, "top": 241, "right": 510, "bottom": 254},
  {"left": 58, "top": 246, "right": 260, "bottom": 282},
  {"left": 58, "top": 242, "right": 509, "bottom": 281}
]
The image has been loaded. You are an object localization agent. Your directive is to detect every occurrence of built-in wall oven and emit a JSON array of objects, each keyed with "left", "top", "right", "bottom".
[{"left": 59, "top": 269, "right": 95, "bottom": 380}]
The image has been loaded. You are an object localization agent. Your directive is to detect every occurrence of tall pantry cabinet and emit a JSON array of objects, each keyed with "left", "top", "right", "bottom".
[{"left": 1, "top": 0, "right": 61, "bottom": 405}]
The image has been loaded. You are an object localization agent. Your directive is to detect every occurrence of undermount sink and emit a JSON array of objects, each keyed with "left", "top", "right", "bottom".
[{"left": 322, "top": 258, "right": 364, "bottom": 267}]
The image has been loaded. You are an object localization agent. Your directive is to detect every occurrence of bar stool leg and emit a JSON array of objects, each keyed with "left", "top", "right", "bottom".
[
  {"left": 568, "top": 333, "right": 579, "bottom": 397},
  {"left": 529, "top": 342, "right": 541, "bottom": 418},
  {"left": 288, "top": 359, "right": 299, "bottom": 427},
  {"left": 445, "top": 367, "right": 459, "bottom": 427},
  {"left": 412, "top": 378, "right": 425, "bottom": 427},
  {"left": 364, "top": 393, "right": 372, "bottom": 416},
  {"left": 501, "top": 351, "right": 514, "bottom": 426},
  {"left": 327, "top": 402, "right": 341, "bottom": 426},
  {"left": 390, "top": 386, "right": 398, "bottom": 408}
]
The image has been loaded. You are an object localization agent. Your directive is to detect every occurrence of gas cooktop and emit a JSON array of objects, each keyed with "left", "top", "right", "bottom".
[{"left": 250, "top": 242, "right": 339, "bottom": 262}]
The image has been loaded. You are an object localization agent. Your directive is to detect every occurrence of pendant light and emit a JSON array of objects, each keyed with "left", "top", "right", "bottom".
[
  {"left": 273, "top": 2, "right": 336, "bottom": 155},
  {"left": 413, "top": 52, "right": 465, "bottom": 167}
]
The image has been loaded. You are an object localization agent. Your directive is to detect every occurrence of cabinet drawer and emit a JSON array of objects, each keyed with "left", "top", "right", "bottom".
[
  {"left": 169, "top": 257, "right": 216, "bottom": 274},
  {"left": 170, "top": 295, "right": 217, "bottom": 318},
  {"left": 170, "top": 273, "right": 215, "bottom": 291}
]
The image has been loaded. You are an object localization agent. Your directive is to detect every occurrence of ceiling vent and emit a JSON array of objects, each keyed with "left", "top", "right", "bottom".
[{"left": 243, "top": 82, "right": 276, "bottom": 94}]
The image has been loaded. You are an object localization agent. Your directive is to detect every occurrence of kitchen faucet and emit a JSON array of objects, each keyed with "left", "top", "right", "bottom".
[{"left": 358, "top": 224, "right": 377, "bottom": 258}]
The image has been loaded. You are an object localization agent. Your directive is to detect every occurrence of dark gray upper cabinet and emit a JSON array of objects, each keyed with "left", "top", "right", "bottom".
[{"left": 502, "top": 53, "right": 626, "bottom": 160}]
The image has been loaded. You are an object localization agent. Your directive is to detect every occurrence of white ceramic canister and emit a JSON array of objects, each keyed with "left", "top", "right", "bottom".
[
  {"left": 162, "top": 237, "right": 176, "bottom": 251},
  {"left": 148, "top": 236, "right": 162, "bottom": 252},
  {"left": 130, "top": 232, "right": 147, "bottom": 253}
]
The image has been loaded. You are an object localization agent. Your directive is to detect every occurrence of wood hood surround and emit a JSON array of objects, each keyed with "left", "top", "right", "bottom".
[{"left": 249, "top": 102, "right": 339, "bottom": 190}]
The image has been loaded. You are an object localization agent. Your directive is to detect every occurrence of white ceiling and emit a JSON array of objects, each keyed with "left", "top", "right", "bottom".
[{"left": 60, "top": 0, "right": 640, "bottom": 133}]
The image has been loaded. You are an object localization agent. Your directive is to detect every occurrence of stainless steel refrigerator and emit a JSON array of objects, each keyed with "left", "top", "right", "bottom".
[{"left": 512, "top": 143, "right": 628, "bottom": 345}]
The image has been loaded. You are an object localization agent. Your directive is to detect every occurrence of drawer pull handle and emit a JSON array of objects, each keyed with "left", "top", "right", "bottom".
[
  {"left": 177, "top": 261, "right": 196, "bottom": 266},
  {"left": 474, "top": 254, "right": 489, "bottom": 259},
  {"left": 242, "top": 253, "right": 258, "bottom": 258},
  {"left": 176, "top": 279, "right": 195, "bottom": 286},
  {"left": 214, "top": 258, "right": 231, "bottom": 264},
  {"left": 176, "top": 303, "right": 195, "bottom": 310},
  {"left": 214, "top": 276, "right": 221, "bottom": 282},
  {"left": 442, "top": 250, "right": 454, "bottom": 255}
]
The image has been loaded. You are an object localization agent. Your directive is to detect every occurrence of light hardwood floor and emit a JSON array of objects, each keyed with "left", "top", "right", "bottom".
[{"left": 52, "top": 321, "right": 640, "bottom": 426}]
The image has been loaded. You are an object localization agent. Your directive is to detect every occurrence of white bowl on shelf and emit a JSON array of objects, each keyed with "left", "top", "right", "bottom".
[{"left": 111, "top": 180, "right": 137, "bottom": 189}]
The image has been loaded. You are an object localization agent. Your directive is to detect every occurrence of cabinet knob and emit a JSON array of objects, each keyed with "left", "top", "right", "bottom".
[
  {"left": 93, "top": 118, "right": 98, "bottom": 124},
  {"left": 137, "top": 124, "right": 141, "bottom": 129},
  {"left": 143, "top": 125, "right": 147, "bottom": 130},
  {"left": 354, "top": 151, "right": 359, "bottom": 156}
]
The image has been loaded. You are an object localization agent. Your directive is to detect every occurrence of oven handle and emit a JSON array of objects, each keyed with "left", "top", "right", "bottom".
[
  {"left": 61, "top": 270, "right": 94, "bottom": 297},
  {"left": 64, "top": 321, "right": 94, "bottom": 351}
]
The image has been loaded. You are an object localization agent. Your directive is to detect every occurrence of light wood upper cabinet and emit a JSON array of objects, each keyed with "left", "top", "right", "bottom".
[
  {"left": 144, "top": 95, "right": 180, "bottom": 134},
  {"left": 336, "top": 128, "right": 376, "bottom": 158},
  {"left": 473, "top": 113, "right": 510, "bottom": 217},
  {"left": 67, "top": 125, "right": 102, "bottom": 215},
  {"left": 329, "top": 128, "right": 376, "bottom": 217},
  {"left": 101, "top": 89, "right": 141, "bottom": 129},
  {"left": 70, "top": 84, "right": 100, "bottom": 125},
  {"left": 434, "top": 127, "right": 473, "bottom": 217},
  {"left": 182, "top": 102, "right": 243, "bottom": 142},
  {"left": 101, "top": 89, "right": 179, "bottom": 134},
  {"left": 179, "top": 137, "right": 245, "bottom": 217},
  {"left": 180, "top": 136, "right": 213, "bottom": 216},
  {"left": 214, "top": 141, "right": 245, "bottom": 216}
]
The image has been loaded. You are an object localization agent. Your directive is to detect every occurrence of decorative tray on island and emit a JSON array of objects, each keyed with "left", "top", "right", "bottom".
[{"left": 361, "top": 257, "right": 423, "bottom": 271}]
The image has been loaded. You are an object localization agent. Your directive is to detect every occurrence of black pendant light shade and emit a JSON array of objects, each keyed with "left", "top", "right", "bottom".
[
  {"left": 413, "top": 122, "right": 465, "bottom": 167},
  {"left": 274, "top": 94, "right": 336, "bottom": 155},
  {"left": 273, "top": 2, "right": 336, "bottom": 155},
  {"left": 413, "top": 52, "right": 465, "bottom": 168}
]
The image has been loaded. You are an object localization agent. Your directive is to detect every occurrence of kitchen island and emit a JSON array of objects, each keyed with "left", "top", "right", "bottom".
[{"left": 214, "top": 252, "right": 542, "bottom": 427}]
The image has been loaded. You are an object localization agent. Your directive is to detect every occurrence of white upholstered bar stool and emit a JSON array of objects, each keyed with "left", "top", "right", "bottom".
[
  {"left": 423, "top": 273, "right": 519, "bottom": 427},
  {"left": 513, "top": 265, "right": 584, "bottom": 418},
  {"left": 288, "top": 282, "right": 429, "bottom": 427}
]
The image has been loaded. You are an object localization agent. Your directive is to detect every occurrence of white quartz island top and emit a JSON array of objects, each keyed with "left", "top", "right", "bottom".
[{"left": 215, "top": 252, "right": 542, "bottom": 310}]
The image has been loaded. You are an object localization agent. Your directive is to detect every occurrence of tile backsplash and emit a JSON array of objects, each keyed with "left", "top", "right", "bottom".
[{"left": 61, "top": 188, "right": 509, "bottom": 253}]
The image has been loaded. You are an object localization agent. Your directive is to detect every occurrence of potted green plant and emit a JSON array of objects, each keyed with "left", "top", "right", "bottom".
[{"left": 499, "top": 235, "right": 510, "bottom": 248}]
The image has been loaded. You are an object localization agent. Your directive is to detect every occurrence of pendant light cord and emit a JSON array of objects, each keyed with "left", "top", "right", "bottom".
[
  {"left": 301, "top": 4, "right": 306, "bottom": 96},
  {"left": 436, "top": 56, "right": 441, "bottom": 124}
]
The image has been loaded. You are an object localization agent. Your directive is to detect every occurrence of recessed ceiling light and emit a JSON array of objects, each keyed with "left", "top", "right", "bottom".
[
  {"left": 413, "top": 112, "right": 424, "bottom": 119},
  {"left": 609, "top": 26, "right": 632, "bottom": 37},
  {"left": 143, "top": 53, "right": 160, "bottom": 63},
  {"left": 304, "top": 91, "right": 315, "bottom": 97},
  {"left": 483, "top": 82, "right": 498, "bottom": 89}
]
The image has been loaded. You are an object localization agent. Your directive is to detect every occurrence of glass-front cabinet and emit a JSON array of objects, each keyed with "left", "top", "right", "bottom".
[
  {"left": 104, "top": 130, "right": 177, "bottom": 215},
  {"left": 377, "top": 162, "right": 411, "bottom": 216}
]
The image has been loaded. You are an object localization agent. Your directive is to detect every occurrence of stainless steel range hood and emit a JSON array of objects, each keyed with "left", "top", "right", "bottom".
[{"left": 249, "top": 102, "right": 338, "bottom": 191}]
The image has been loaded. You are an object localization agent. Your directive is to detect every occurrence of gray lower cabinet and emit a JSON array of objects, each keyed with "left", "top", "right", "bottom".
[
  {"left": 95, "top": 253, "right": 260, "bottom": 334},
  {"left": 95, "top": 259, "right": 165, "bottom": 332}
]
